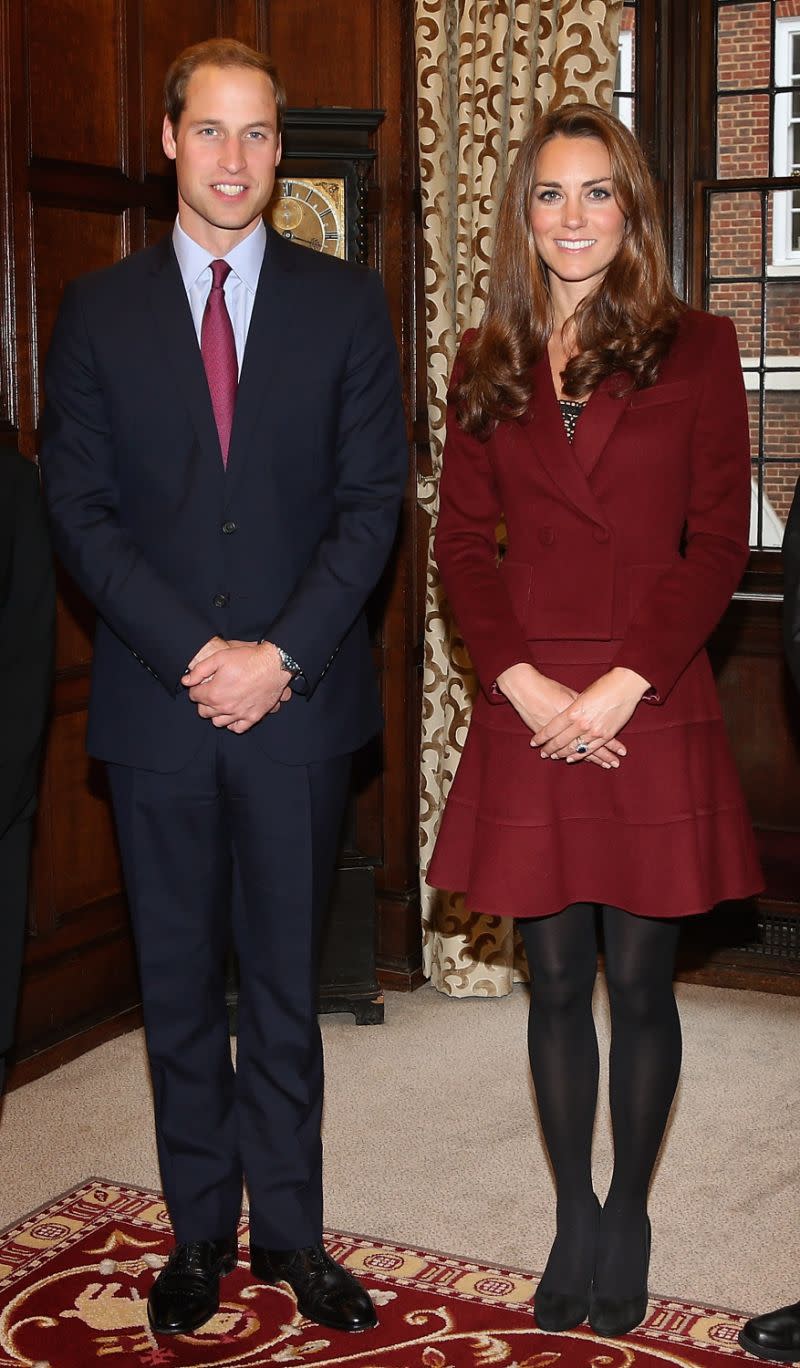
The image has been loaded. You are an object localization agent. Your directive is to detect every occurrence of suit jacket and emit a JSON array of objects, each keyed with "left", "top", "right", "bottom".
[
  {"left": 40, "top": 228, "right": 407, "bottom": 771},
  {"left": 783, "top": 477, "right": 800, "bottom": 692},
  {"left": 0, "top": 448, "right": 55, "bottom": 836},
  {"left": 434, "top": 309, "right": 750, "bottom": 707}
]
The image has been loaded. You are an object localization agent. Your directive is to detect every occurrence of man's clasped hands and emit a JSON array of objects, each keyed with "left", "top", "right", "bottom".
[{"left": 182, "top": 637, "right": 294, "bottom": 735}]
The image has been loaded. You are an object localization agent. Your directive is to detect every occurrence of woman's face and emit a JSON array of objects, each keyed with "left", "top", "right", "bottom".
[{"left": 530, "top": 134, "right": 626, "bottom": 296}]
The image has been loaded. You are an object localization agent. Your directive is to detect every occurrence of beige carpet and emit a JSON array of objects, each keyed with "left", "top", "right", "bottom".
[{"left": 1, "top": 981, "right": 797, "bottom": 1317}]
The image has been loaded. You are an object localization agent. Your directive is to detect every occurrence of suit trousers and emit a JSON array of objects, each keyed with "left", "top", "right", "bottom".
[
  {"left": 107, "top": 728, "right": 351, "bottom": 1248},
  {"left": 0, "top": 798, "right": 35, "bottom": 1093}
]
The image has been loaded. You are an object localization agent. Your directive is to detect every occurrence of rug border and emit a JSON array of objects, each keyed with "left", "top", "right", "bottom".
[{"left": 0, "top": 1176, "right": 751, "bottom": 1325}]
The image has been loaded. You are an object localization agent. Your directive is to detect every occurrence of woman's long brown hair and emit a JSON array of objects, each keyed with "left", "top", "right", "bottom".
[{"left": 453, "top": 103, "right": 685, "bottom": 435}]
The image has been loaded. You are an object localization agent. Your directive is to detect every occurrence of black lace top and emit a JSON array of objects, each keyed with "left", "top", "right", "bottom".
[{"left": 559, "top": 398, "right": 586, "bottom": 444}]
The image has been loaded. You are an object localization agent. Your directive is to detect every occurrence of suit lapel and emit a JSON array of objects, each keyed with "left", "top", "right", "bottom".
[
  {"left": 146, "top": 237, "right": 224, "bottom": 483},
  {"left": 528, "top": 356, "right": 608, "bottom": 530},
  {"left": 224, "top": 228, "right": 295, "bottom": 502},
  {"left": 572, "top": 371, "right": 630, "bottom": 479}
]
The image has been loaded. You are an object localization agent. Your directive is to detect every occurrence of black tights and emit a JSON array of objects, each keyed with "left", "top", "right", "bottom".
[{"left": 517, "top": 903, "right": 682, "bottom": 1298}]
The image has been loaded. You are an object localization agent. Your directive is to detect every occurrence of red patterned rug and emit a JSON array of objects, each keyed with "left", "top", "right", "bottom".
[{"left": 0, "top": 1179, "right": 756, "bottom": 1367}]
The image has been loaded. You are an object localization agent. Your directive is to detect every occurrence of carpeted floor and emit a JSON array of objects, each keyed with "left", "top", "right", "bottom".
[
  {"left": 0, "top": 1178, "right": 763, "bottom": 1367},
  {"left": 1, "top": 981, "right": 798, "bottom": 1320}
]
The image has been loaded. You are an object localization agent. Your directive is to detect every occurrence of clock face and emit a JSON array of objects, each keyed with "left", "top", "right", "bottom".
[{"left": 269, "top": 177, "right": 346, "bottom": 258}]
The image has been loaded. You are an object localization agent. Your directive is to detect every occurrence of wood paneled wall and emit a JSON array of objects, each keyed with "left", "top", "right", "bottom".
[{"left": 2, "top": 0, "right": 421, "bottom": 1085}]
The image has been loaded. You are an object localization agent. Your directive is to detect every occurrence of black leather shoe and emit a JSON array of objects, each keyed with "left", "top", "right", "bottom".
[
  {"left": 739, "top": 1302, "right": 800, "bottom": 1362},
  {"left": 251, "top": 1242, "right": 378, "bottom": 1332},
  {"left": 589, "top": 1217, "right": 651, "bottom": 1338},
  {"left": 148, "top": 1237, "right": 238, "bottom": 1336}
]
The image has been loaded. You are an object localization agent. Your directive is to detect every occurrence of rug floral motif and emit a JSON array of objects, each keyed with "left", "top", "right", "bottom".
[{"left": 0, "top": 1180, "right": 756, "bottom": 1367}]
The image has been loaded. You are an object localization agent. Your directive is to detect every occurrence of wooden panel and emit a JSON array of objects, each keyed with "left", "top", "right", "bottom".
[
  {"left": 268, "top": 0, "right": 376, "bottom": 109},
  {"left": 32, "top": 204, "right": 125, "bottom": 402},
  {"left": 43, "top": 711, "right": 123, "bottom": 921},
  {"left": 54, "top": 567, "right": 94, "bottom": 675},
  {"left": 27, "top": 0, "right": 124, "bottom": 168},
  {"left": 13, "top": 922, "right": 138, "bottom": 1052},
  {"left": 0, "top": 2, "right": 15, "bottom": 431},
  {"left": 144, "top": 212, "right": 174, "bottom": 248},
  {"left": 141, "top": 0, "right": 220, "bottom": 175}
]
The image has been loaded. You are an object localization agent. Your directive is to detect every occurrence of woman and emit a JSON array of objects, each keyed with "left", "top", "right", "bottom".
[{"left": 427, "top": 104, "right": 762, "bottom": 1339}]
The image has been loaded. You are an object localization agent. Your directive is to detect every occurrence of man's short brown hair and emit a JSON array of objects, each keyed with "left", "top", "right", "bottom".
[{"left": 164, "top": 38, "right": 286, "bottom": 134}]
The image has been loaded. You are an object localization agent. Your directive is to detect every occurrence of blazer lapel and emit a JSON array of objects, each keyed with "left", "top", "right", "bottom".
[
  {"left": 224, "top": 228, "right": 295, "bottom": 502},
  {"left": 572, "top": 372, "right": 630, "bottom": 479},
  {"left": 146, "top": 237, "right": 224, "bottom": 482},
  {"left": 528, "top": 356, "right": 608, "bottom": 530}
]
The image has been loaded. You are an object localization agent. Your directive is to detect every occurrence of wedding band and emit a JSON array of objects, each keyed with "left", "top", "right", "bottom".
[{"left": 574, "top": 737, "right": 589, "bottom": 755}]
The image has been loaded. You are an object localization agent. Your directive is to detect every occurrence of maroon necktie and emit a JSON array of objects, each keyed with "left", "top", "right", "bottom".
[{"left": 201, "top": 259, "right": 237, "bottom": 467}]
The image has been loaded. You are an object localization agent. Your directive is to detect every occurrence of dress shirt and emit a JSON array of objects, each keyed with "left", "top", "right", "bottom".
[
  {"left": 172, "top": 216, "right": 266, "bottom": 375},
  {"left": 172, "top": 216, "right": 306, "bottom": 690}
]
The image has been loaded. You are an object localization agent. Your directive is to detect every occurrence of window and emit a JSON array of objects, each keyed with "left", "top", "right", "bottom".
[
  {"left": 772, "top": 18, "right": 800, "bottom": 271},
  {"left": 709, "top": 0, "right": 800, "bottom": 549},
  {"left": 613, "top": 18, "right": 636, "bottom": 131}
]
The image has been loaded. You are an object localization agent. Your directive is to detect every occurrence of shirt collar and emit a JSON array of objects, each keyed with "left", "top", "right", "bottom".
[{"left": 172, "top": 216, "right": 267, "bottom": 294}]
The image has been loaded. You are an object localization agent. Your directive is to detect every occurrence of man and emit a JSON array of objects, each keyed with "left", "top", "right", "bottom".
[
  {"left": 0, "top": 447, "right": 54, "bottom": 1097},
  {"left": 736, "top": 479, "right": 800, "bottom": 1365},
  {"left": 41, "top": 38, "right": 406, "bottom": 1339}
]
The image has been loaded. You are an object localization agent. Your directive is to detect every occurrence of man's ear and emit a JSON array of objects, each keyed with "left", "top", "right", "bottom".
[
  {"left": 275, "top": 133, "right": 282, "bottom": 169},
  {"left": 162, "top": 114, "right": 177, "bottom": 162}
]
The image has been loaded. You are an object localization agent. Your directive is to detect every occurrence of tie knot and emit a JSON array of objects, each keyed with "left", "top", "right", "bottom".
[{"left": 210, "top": 259, "right": 231, "bottom": 290}]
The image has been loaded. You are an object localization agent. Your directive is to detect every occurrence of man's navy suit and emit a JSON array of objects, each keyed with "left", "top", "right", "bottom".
[{"left": 41, "top": 227, "right": 406, "bottom": 1246}]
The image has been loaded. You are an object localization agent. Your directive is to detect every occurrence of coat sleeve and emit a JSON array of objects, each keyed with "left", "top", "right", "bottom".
[
  {"left": 262, "top": 270, "right": 407, "bottom": 695},
  {"left": 40, "top": 281, "right": 215, "bottom": 693},
  {"left": 612, "top": 315, "right": 751, "bottom": 701},
  {"left": 0, "top": 455, "right": 55, "bottom": 838},
  {"left": 433, "top": 339, "right": 533, "bottom": 703},
  {"left": 782, "top": 476, "right": 800, "bottom": 693}
]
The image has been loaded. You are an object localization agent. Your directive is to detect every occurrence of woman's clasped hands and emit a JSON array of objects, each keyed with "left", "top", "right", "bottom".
[{"left": 496, "top": 663, "right": 652, "bottom": 769}]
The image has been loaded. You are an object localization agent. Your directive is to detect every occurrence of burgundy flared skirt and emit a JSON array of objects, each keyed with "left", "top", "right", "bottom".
[{"left": 426, "top": 641, "right": 763, "bottom": 920}]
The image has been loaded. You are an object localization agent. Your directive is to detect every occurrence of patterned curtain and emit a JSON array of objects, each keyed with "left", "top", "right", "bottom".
[{"left": 417, "top": 0, "right": 623, "bottom": 996}]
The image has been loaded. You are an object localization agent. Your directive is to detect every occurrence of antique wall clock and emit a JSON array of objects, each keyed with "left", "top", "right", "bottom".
[{"left": 266, "top": 108, "right": 385, "bottom": 265}]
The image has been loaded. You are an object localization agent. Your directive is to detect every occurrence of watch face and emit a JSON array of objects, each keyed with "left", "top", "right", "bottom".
[{"left": 269, "top": 177, "right": 346, "bottom": 258}]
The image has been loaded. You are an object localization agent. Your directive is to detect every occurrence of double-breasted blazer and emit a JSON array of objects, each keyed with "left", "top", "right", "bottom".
[
  {"left": 40, "top": 229, "right": 407, "bottom": 772},
  {"left": 428, "top": 309, "right": 763, "bottom": 919}
]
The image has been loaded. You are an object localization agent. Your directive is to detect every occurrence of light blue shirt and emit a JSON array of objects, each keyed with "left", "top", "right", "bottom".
[{"left": 171, "top": 216, "right": 266, "bottom": 376}]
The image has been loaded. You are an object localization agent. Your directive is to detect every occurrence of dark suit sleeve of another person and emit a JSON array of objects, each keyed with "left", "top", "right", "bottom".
[
  {"left": 0, "top": 453, "right": 55, "bottom": 838},
  {"left": 40, "top": 282, "right": 215, "bottom": 692},
  {"left": 782, "top": 476, "right": 800, "bottom": 692},
  {"left": 263, "top": 271, "right": 407, "bottom": 692}
]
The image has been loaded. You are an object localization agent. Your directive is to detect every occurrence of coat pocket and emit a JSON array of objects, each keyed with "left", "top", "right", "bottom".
[
  {"left": 628, "top": 381, "right": 691, "bottom": 409},
  {"left": 628, "top": 563, "right": 673, "bottom": 618}
]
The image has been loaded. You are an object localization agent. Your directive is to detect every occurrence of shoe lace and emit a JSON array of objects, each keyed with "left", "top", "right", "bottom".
[{"left": 167, "top": 1241, "right": 216, "bottom": 1276}]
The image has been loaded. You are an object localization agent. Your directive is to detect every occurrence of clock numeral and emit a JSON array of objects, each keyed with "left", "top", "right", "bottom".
[
  {"left": 324, "top": 231, "right": 338, "bottom": 241},
  {"left": 283, "top": 180, "right": 293, "bottom": 196}
]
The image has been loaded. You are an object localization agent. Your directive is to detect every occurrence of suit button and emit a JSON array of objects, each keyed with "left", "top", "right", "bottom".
[
  {"left": 538, "top": 526, "right": 555, "bottom": 546},
  {"left": 212, "top": 592, "right": 229, "bottom": 608},
  {"left": 222, "top": 520, "right": 236, "bottom": 534},
  {"left": 593, "top": 528, "right": 610, "bottom": 543}
]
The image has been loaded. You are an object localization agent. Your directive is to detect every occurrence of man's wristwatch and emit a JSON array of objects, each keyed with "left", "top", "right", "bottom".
[
  {"left": 259, "top": 638, "right": 302, "bottom": 677},
  {"left": 276, "top": 645, "right": 302, "bottom": 677}
]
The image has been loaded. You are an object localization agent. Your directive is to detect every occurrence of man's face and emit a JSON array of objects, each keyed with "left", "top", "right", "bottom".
[{"left": 162, "top": 63, "right": 281, "bottom": 252}]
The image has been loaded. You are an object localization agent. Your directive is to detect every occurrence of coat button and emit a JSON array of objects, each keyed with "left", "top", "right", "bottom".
[
  {"left": 212, "top": 592, "right": 229, "bottom": 608},
  {"left": 593, "top": 528, "right": 610, "bottom": 543},
  {"left": 222, "top": 520, "right": 236, "bottom": 534},
  {"left": 538, "top": 526, "right": 555, "bottom": 546}
]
